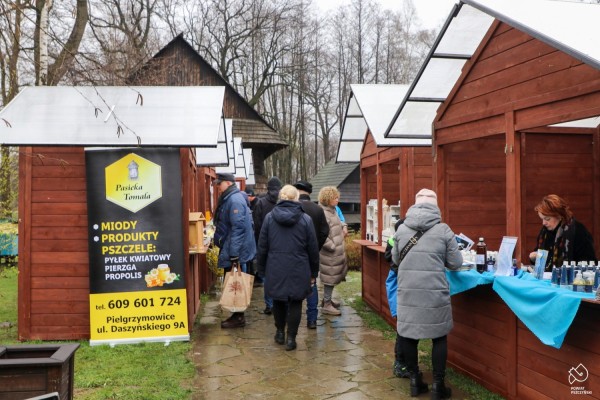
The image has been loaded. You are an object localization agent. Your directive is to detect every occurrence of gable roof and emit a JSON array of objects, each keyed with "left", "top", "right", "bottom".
[
  {"left": 385, "top": 0, "right": 600, "bottom": 139},
  {"left": 309, "top": 161, "right": 359, "bottom": 202},
  {"left": 130, "top": 34, "right": 286, "bottom": 154},
  {"left": 337, "top": 84, "right": 431, "bottom": 163}
]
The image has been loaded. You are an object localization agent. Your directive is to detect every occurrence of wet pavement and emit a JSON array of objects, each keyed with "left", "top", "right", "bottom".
[{"left": 190, "top": 284, "right": 465, "bottom": 399}]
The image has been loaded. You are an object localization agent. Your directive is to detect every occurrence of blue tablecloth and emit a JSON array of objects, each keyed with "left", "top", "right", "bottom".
[
  {"left": 446, "top": 269, "right": 495, "bottom": 295},
  {"left": 446, "top": 270, "right": 595, "bottom": 348}
]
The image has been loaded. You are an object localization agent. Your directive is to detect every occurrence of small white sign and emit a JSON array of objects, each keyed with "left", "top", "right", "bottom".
[{"left": 495, "top": 236, "right": 518, "bottom": 276}]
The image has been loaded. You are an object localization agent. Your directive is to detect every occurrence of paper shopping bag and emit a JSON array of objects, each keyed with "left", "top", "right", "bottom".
[{"left": 219, "top": 268, "right": 253, "bottom": 312}]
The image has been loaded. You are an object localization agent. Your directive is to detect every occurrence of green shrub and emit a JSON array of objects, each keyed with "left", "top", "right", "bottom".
[{"left": 345, "top": 230, "right": 361, "bottom": 271}]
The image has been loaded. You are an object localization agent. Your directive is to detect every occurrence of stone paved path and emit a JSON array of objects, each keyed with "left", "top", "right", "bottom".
[{"left": 190, "top": 285, "right": 468, "bottom": 399}]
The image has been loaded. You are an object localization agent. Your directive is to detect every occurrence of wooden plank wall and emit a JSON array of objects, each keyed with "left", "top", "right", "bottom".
[
  {"left": 448, "top": 286, "right": 511, "bottom": 398},
  {"left": 441, "top": 135, "right": 507, "bottom": 251},
  {"left": 19, "top": 147, "right": 201, "bottom": 340},
  {"left": 522, "top": 132, "right": 595, "bottom": 260},
  {"left": 514, "top": 301, "right": 600, "bottom": 400},
  {"left": 19, "top": 147, "right": 89, "bottom": 340}
]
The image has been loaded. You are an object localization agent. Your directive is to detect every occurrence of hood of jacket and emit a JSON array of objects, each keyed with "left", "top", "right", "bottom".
[
  {"left": 403, "top": 203, "right": 441, "bottom": 232},
  {"left": 271, "top": 200, "right": 304, "bottom": 227}
]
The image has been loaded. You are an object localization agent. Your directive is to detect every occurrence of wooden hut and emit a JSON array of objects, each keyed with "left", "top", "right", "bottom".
[
  {"left": 336, "top": 84, "right": 433, "bottom": 325},
  {"left": 129, "top": 34, "right": 287, "bottom": 193},
  {"left": 308, "top": 161, "right": 360, "bottom": 227},
  {"left": 384, "top": 1, "right": 600, "bottom": 398},
  {"left": 2, "top": 86, "right": 226, "bottom": 341}
]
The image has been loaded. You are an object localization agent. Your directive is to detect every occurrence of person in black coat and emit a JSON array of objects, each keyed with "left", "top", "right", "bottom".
[
  {"left": 294, "top": 180, "right": 329, "bottom": 330},
  {"left": 256, "top": 185, "right": 320, "bottom": 351},
  {"left": 253, "top": 176, "right": 282, "bottom": 314}
]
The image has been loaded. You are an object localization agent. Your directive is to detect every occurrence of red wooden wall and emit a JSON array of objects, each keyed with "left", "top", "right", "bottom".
[{"left": 18, "top": 147, "right": 202, "bottom": 340}]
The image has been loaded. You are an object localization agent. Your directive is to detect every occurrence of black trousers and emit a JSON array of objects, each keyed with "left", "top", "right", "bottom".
[
  {"left": 272, "top": 299, "right": 303, "bottom": 336},
  {"left": 399, "top": 335, "right": 448, "bottom": 378}
]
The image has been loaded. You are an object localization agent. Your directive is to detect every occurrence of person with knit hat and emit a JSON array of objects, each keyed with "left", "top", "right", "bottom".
[
  {"left": 253, "top": 176, "right": 283, "bottom": 314},
  {"left": 391, "top": 188, "right": 462, "bottom": 399}
]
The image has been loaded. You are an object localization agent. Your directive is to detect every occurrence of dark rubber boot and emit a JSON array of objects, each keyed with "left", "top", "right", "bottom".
[
  {"left": 285, "top": 334, "right": 297, "bottom": 351},
  {"left": 431, "top": 376, "right": 451, "bottom": 399},
  {"left": 410, "top": 371, "right": 428, "bottom": 397},
  {"left": 274, "top": 330, "right": 285, "bottom": 345}
]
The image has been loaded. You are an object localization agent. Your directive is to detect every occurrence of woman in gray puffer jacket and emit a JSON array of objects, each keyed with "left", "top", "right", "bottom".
[
  {"left": 318, "top": 186, "right": 348, "bottom": 316},
  {"left": 391, "top": 189, "right": 462, "bottom": 399}
]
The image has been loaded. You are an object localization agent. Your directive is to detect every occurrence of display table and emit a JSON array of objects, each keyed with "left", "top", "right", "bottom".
[{"left": 447, "top": 270, "right": 599, "bottom": 399}]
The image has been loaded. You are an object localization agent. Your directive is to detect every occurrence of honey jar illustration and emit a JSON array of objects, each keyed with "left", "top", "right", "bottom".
[{"left": 157, "top": 264, "right": 170, "bottom": 281}]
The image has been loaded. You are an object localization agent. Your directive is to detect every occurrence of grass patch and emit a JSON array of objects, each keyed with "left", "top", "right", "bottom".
[
  {"left": 0, "top": 265, "right": 196, "bottom": 400},
  {"left": 0, "top": 266, "right": 18, "bottom": 344},
  {"left": 74, "top": 341, "right": 194, "bottom": 400}
]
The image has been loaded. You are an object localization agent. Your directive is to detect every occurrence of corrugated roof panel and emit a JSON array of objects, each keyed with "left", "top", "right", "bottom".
[{"left": 0, "top": 86, "right": 225, "bottom": 147}]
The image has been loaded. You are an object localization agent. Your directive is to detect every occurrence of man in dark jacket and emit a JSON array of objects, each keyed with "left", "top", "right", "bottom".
[
  {"left": 294, "top": 180, "right": 329, "bottom": 329},
  {"left": 253, "top": 176, "right": 282, "bottom": 314},
  {"left": 213, "top": 173, "right": 256, "bottom": 329}
]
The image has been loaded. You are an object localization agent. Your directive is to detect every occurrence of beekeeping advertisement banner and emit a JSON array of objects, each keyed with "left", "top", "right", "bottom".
[{"left": 86, "top": 148, "right": 188, "bottom": 346}]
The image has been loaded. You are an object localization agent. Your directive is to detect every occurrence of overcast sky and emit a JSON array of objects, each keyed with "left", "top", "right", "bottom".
[{"left": 316, "top": 0, "right": 459, "bottom": 30}]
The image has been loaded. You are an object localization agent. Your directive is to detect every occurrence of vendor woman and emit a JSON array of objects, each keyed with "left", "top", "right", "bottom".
[{"left": 529, "top": 194, "right": 597, "bottom": 271}]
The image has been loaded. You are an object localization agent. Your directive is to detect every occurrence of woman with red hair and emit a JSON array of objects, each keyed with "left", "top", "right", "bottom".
[{"left": 529, "top": 194, "right": 596, "bottom": 271}]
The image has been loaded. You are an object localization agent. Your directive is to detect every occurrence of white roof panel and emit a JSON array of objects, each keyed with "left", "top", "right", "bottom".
[
  {"left": 386, "top": 3, "right": 493, "bottom": 139},
  {"left": 465, "top": 0, "right": 600, "bottom": 70},
  {"left": 196, "top": 118, "right": 231, "bottom": 166},
  {"left": 0, "top": 86, "right": 226, "bottom": 147},
  {"left": 243, "top": 149, "right": 255, "bottom": 185},
  {"left": 336, "top": 84, "right": 432, "bottom": 163},
  {"left": 234, "top": 138, "right": 246, "bottom": 179},
  {"left": 216, "top": 135, "right": 240, "bottom": 175}
]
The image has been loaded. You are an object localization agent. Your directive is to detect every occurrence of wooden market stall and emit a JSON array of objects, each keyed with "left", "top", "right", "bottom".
[
  {"left": 336, "top": 84, "right": 433, "bottom": 325},
  {"left": 2, "top": 86, "right": 227, "bottom": 341},
  {"left": 130, "top": 35, "right": 286, "bottom": 293},
  {"left": 383, "top": 0, "right": 600, "bottom": 398}
]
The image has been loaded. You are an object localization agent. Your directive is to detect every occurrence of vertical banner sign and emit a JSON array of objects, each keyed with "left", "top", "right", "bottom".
[{"left": 86, "top": 148, "right": 189, "bottom": 346}]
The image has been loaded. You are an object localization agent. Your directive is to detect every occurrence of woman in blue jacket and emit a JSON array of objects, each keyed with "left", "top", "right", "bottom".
[{"left": 257, "top": 185, "right": 320, "bottom": 351}]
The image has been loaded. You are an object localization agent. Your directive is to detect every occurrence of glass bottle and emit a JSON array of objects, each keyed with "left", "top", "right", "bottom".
[{"left": 476, "top": 237, "right": 487, "bottom": 273}]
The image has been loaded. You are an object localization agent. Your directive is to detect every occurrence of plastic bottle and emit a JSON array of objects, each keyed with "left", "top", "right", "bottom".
[
  {"left": 550, "top": 265, "right": 559, "bottom": 287},
  {"left": 486, "top": 256, "right": 495, "bottom": 273},
  {"left": 560, "top": 261, "right": 568, "bottom": 287},
  {"left": 573, "top": 271, "right": 586, "bottom": 292},
  {"left": 583, "top": 270, "right": 594, "bottom": 293},
  {"left": 512, "top": 258, "right": 518, "bottom": 276},
  {"left": 476, "top": 237, "right": 487, "bottom": 273}
]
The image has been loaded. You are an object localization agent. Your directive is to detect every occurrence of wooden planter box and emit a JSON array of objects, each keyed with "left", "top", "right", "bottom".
[{"left": 0, "top": 344, "right": 79, "bottom": 400}]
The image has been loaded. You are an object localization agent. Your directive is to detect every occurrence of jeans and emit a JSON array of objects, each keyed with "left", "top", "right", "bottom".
[
  {"left": 306, "top": 282, "right": 318, "bottom": 322},
  {"left": 263, "top": 276, "right": 273, "bottom": 309}
]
